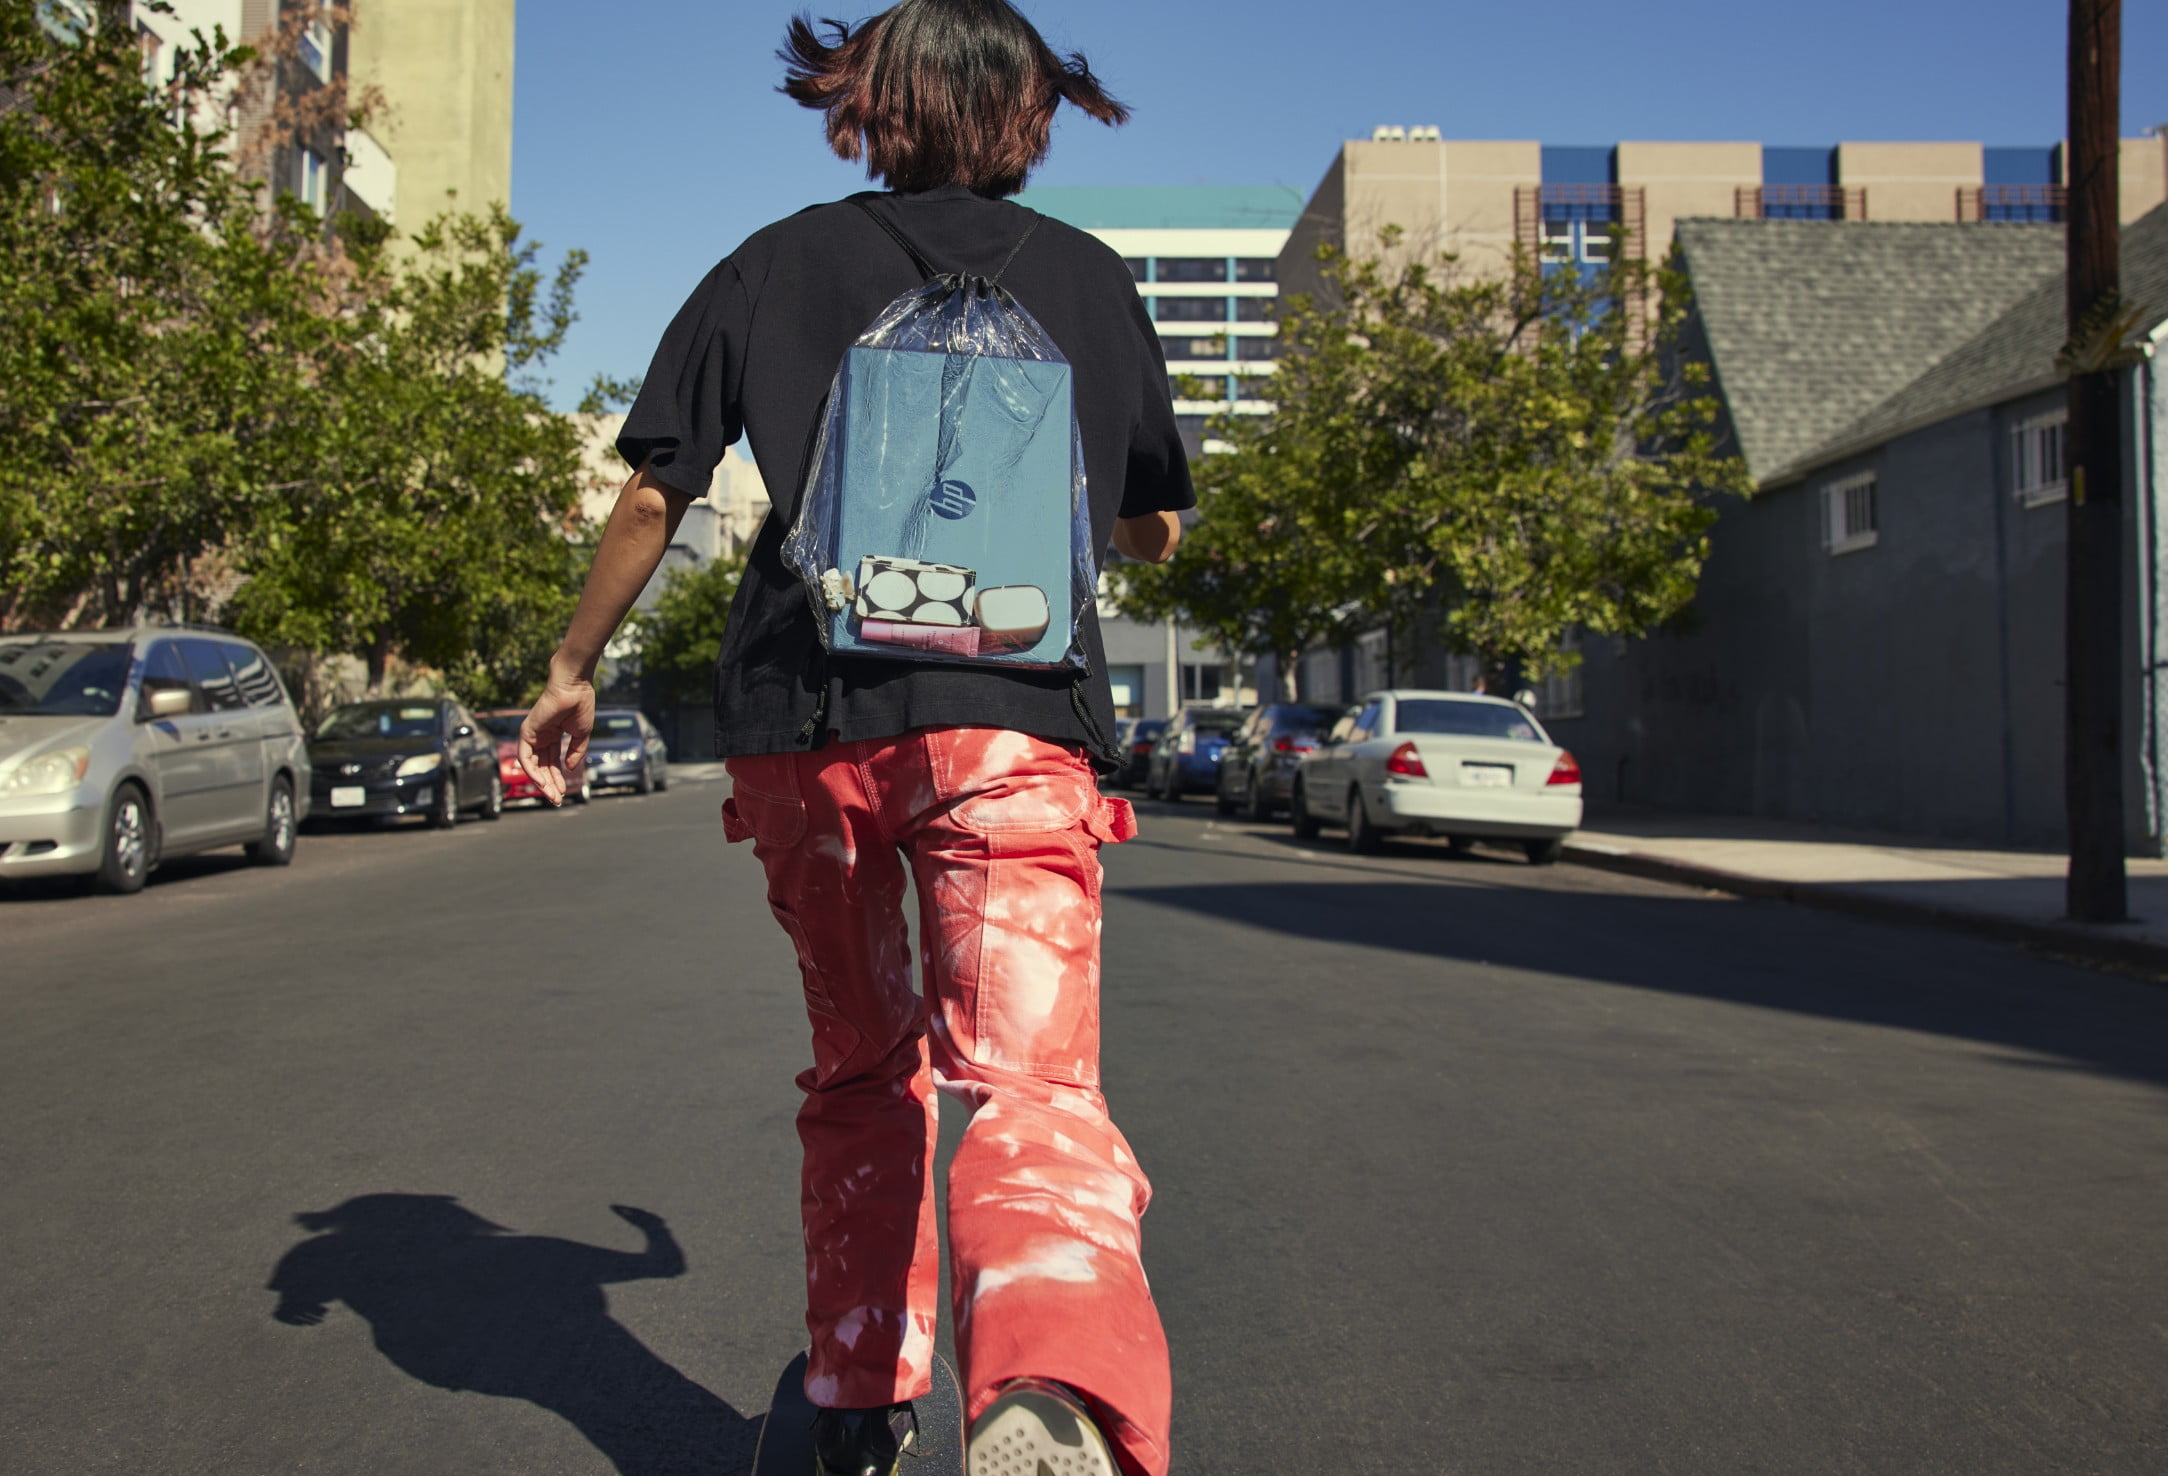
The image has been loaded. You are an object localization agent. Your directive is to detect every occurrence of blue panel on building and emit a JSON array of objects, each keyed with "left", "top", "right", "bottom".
[
  {"left": 1762, "top": 146, "right": 1836, "bottom": 185},
  {"left": 1985, "top": 147, "right": 2059, "bottom": 185},
  {"left": 1541, "top": 146, "right": 1615, "bottom": 184}
]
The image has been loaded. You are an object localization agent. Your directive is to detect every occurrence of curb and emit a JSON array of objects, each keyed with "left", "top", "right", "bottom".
[{"left": 1561, "top": 841, "right": 2168, "bottom": 978}]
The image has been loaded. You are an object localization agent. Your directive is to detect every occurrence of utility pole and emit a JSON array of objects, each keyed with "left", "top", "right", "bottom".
[{"left": 2064, "top": 0, "right": 2126, "bottom": 921}]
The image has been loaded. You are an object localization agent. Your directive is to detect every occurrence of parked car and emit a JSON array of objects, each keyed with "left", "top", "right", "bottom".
[
  {"left": 308, "top": 697, "right": 503, "bottom": 829},
  {"left": 1144, "top": 706, "right": 1246, "bottom": 801},
  {"left": 1290, "top": 689, "right": 1583, "bottom": 862},
  {"left": 0, "top": 626, "right": 307, "bottom": 893},
  {"left": 475, "top": 708, "right": 588, "bottom": 806},
  {"left": 1113, "top": 718, "right": 1167, "bottom": 790},
  {"left": 585, "top": 707, "right": 669, "bottom": 794},
  {"left": 1214, "top": 702, "right": 1342, "bottom": 819}
]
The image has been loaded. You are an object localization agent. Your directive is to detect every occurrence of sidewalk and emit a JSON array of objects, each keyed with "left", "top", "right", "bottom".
[{"left": 1564, "top": 806, "right": 2168, "bottom": 974}]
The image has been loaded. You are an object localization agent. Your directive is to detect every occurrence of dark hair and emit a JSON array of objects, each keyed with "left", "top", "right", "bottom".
[{"left": 780, "top": 0, "right": 1129, "bottom": 198}]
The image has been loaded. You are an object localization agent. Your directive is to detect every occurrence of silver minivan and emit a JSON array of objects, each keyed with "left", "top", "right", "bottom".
[{"left": 0, "top": 626, "right": 311, "bottom": 893}]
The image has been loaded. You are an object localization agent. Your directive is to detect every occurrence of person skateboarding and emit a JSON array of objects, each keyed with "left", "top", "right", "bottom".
[{"left": 518, "top": 4, "right": 1190, "bottom": 1474}]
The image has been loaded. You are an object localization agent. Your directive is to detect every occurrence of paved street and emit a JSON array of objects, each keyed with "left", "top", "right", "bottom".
[{"left": 5, "top": 775, "right": 2168, "bottom": 1474}]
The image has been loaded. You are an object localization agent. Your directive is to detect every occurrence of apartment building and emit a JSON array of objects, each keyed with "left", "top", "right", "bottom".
[
  {"left": 1283, "top": 129, "right": 2168, "bottom": 295},
  {"left": 1010, "top": 185, "right": 1305, "bottom": 714},
  {"left": 346, "top": 0, "right": 514, "bottom": 227}
]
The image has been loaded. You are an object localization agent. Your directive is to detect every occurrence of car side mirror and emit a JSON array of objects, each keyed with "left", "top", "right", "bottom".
[{"left": 142, "top": 682, "right": 192, "bottom": 720}]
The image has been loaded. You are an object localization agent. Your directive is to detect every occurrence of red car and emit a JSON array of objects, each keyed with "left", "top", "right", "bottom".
[{"left": 477, "top": 709, "right": 589, "bottom": 806}]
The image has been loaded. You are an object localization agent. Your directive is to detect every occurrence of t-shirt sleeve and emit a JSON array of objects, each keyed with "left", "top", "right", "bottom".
[
  {"left": 616, "top": 261, "right": 750, "bottom": 501},
  {"left": 1118, "top": 293, "right": 1197, "bottom": 519}
]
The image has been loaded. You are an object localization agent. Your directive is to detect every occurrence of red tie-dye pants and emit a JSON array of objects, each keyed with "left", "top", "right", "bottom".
[{"left": 722, "top": 727, "right": 1171, "bottom": 1476}]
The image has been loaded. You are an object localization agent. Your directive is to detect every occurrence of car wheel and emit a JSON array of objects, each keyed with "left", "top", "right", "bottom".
[
  {"left": 1246, "top": 774, "right": 1273, "bottom": 823},
  {"left": 478, "top": 771, "right": 504, "bottom": 821},
  {"left": 654, "top": 765, "right": 669, "bottom": 793},
  {"left": 1347, "top": 787, "right": 1383, "bottom": 854},
  {"left": 1524, "top": 837, "right": 1565, "bottom": 866},
  {"left": 571, "top": 771, "right": 592, "bottom": 806},
  {"left": 430, "top": 774, "right": 460, "bottom": 829},
  {"left": 95, "top": 783, "right": 152, "bottom": 894},
  {"left": 1290, "top": 780, "right": 1321, "bottom": 840},
  {"left": 636, "top": 762, "right": 654, "bottom": 796},
  {"left": 1215, "top": 778, "right": 1237, "bottom": 816},
  {"left": 246, "top": 778, "right": 298, "bottom": 866}
]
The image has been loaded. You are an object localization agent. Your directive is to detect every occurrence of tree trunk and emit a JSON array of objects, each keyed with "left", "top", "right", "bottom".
[
  {"left": 1276, "top": 649, "right": 1297, "bottom": 701},
  {"left": 364, "top": 640, "right": 391, "bottom": 695},
  {"left": 2064, "top": 0, "right": 2126, "bottom": 921}
]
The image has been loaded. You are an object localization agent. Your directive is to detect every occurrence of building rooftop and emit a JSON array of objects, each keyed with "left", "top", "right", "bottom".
[
  {"left": 1012, "top": 184, "right": 1306, "bottom": 232},
  {"left": 1677, "top": 219, "right": 2066, "bottom": 484}
]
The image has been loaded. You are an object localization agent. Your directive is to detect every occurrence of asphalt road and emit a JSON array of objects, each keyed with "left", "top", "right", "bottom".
[{"left": 5, "top": 773, "right": 2167, "bottom": 1474}]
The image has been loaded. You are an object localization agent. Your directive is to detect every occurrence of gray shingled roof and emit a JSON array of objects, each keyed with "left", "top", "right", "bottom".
[
  {"left": 1676, "top": 219, "right": 2066, "bottom": 484},
  {"left": 1808, "top": 204, "right": 2168, "bottom": 469}
]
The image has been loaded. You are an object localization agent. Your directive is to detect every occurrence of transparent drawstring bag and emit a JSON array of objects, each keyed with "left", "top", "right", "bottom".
[{"left": 782, "top": 202, "right": 1093, "bottom": 673}]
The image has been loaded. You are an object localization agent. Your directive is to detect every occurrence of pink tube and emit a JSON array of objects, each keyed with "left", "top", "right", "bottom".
[{"left": 861, "top": 620, "right": 982, "bottom": 656}]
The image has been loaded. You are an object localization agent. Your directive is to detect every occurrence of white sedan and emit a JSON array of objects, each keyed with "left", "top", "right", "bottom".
[{"left": 1290, "top": 689, "right": 1584, "bottom": 863}]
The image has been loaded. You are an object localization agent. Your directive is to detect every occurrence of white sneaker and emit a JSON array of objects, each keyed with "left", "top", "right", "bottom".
[{"left": 966, "top": 1379, "right": 1117, "bottom": 1476}]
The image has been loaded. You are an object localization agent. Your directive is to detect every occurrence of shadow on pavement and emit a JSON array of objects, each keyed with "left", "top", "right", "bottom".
[
  {"left": 266, "top": 1194, "right": 757, "bottom": 1475},
  {"left": 1115, "top": 879, "right": 2168, "bottom": 1091}
]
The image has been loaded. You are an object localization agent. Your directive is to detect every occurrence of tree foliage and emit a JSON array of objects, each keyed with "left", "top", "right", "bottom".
[
  {"left": 0, "top": 2, "right": 602, "bottom": 709},
  {"left": 1111, "top": 234, "right": 1753, "bottom": 693},
  {"left": 631, "top": 553, "right": 745, "bottom": 707}
]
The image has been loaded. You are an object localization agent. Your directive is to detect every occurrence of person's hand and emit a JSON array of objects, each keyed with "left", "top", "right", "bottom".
[
  {"left": 610, "top": 1204, "right": 666, "bottom": 1233},
  {"left": 519, "top": 661, "right": 595, "bottom": 806}
]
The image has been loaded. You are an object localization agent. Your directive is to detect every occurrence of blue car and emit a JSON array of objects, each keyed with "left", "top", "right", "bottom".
[{"left": 1144, "top": 707, "right": 1246, "bottom": 802}]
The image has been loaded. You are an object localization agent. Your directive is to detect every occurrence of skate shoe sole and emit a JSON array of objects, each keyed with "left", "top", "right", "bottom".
[{"left": 967, "top": 1385, "right": 1115, "bottom": 1476}]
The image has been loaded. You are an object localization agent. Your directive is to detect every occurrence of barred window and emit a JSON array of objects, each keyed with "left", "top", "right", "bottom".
[
  {"left": 1821, "top": 472, "right": 1878, "bottom": 555},
  {"left": 2012, "top": 410, "right": 2068, "bottom": 507}
]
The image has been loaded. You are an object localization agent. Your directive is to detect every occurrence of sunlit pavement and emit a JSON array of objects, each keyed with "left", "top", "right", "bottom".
[{"left": 6, "top": 777, "right": 2167, "bottom": 1473}]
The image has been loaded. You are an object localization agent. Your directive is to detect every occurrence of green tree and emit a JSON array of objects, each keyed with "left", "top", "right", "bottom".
[
  {"left": 0, "top": 1, "right": 320, "bottom": 628},
  {"left": 1113, "top": 234, "right": 1752, "bottom": 693},
  {"left": 224, "top": 207, "right": 598, "bottom": 706},
  {"left": 630, "top": 553, "right": 746, "bottom": 707}
]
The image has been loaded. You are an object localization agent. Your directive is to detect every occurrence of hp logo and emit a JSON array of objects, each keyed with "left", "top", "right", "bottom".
[{"left": 928, "top": 479, "right": 977, "bottom": 521}]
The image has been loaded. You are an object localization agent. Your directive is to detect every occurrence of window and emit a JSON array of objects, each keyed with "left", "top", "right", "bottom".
[
  {"left": 137, "top": 641, "right": 191, "bottom": 718},
  {"left": 296, "top": 147, "right": 328, "bottom": 212},
  {"left": 1233, "top": 336, "right": 1277, "bottom": 362},
  {"left": 1106, "top": 665, "right": 1144, "bottom": 716},
  {"left": 1234, "top": 259, "right": 1277, "bottom": 283},
  {"left": 2013, "top": 410, "right": 2068, "bottom": 507},
  {"left": 1232, "top": 374, "right": 1273, "bottom": 402},
  {"left": 222, "top": 642, "right": 284, "bottom": 707},
  {"left": 299, "top": 18, "right": 332, "bottom": 81},
  {"left": 1821, "top": 471, "right": 1878, "bottom": 554},
  {"left": 1351, "top": 700, "right": 1383, "bottom": 741},
  {"left": 1156, "top": 258, "right": 1228, "bottom": 283},
  {"left": 180, "top": 638, "right": 246, "bottom": 711},
  {"left": 1180, "top": 664, "right": 1226, "bottom": 702},
  {"left": 1393, "top": 699, "right": 1543, "bottom": 742},
  {"left": 1162, "top": 335, "right": 1227, "bottom": 362},
  {"left": 138, "top": 23, "right": 163, "bottom": 83},
  {"left": 1234, "top": 297, "right": 1276, "bottom": 323},
  {"left": 1124, "top": 257, "right": 1149, "bottom": 283},
  {"left": 1154, "top": 296, "right": 1228, "bottom": 323}
]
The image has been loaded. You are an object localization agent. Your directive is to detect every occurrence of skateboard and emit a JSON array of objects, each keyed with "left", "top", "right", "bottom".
[{"left": 752, "top": 1350, "right": 966, "bottom": 1475}]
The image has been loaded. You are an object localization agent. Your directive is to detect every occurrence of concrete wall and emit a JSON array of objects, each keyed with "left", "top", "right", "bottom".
[
  {"left": 1838, "top": 141, "right": 1982, "bottom": 222},
  {"left": 1551, "top": 380, "right": 2165, "bottom": 851},
  {"left": 1618, "top": 141, "right": 1760, "bottom": 255},
  {"left": 347, "top": 0, "right": 515, "bottom": 226}
]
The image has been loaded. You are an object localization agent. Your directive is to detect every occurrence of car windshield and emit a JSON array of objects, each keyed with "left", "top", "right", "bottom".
[
  {"left": 1393, "top": 699, "right": 1545, "bottom": 743},
  {"left": 0, "top": 641, "right": 133, "bottom": 717},
  {"left": 594, "top": 713, "right": 640, "bottom": 736},
  {"left": 1133, "top": 722, "right": 1166, "bottom": 741},
  {"left": 1193, "top": 725, "right": 1237, "bottom": 741},
  {"left": 317, "top": 703, "right": 440, "bottom": 741},
  {"left": 477, "top": 713, "right": 525, "bottom": 739}
]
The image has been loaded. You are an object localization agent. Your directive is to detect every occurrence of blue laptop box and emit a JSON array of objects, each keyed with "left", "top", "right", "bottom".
[{"left": 825, "top": 342, "right": 1078, "bottom": 667}]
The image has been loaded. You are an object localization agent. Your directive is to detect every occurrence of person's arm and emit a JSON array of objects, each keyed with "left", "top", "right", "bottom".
[
  {"left": 519, "top": 463, "right": 694, "bottom": 804},
  {"left": 1112, "top": 510, "right": 1182, "bottom": 564}
]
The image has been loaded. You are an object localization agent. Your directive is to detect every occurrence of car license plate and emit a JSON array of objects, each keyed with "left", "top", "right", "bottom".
[
  {"left": 1461, "top": 764, "right": 1513, "bottom": 788},
  {"left": 331, "top": 785, "right": 366, "bottom": 808}
]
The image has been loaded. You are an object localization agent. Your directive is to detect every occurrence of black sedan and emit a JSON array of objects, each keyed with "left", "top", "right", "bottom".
[
  {"left": 1112, "top": 718, "right": 1167, "bottom": 790},
  {"left": 1215, "top": 702, "right": 1342, "bottom": 819},
  {"left": 307, "top": 698, "right": 504, "bottom": 829}
]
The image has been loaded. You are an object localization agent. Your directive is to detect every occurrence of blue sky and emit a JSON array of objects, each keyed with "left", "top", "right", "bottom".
[{"left": 510, "top": 0, "right": 2168, "bottom": 410}]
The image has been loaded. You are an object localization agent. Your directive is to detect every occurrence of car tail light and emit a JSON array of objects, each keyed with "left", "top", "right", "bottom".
[
  {"left": 1272, "top": 735, "right": 1316, "bottom": 754},
  {"left": 1385, "top": 742, "right": 1428, "bottom": 778},
  {"left": 500, "top": 757, "right": 523, "bottom": 779},
  {"left": 1131, "top": 741, "right": 1152, "bottom": 753},
  {"left": 1548, "top": 750, "right": 1582, "bottom": 785}
]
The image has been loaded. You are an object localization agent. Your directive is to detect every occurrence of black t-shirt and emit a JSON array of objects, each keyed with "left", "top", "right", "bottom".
[{"left": 617, "top": 186, "right": 1195, "bottom": 763}]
